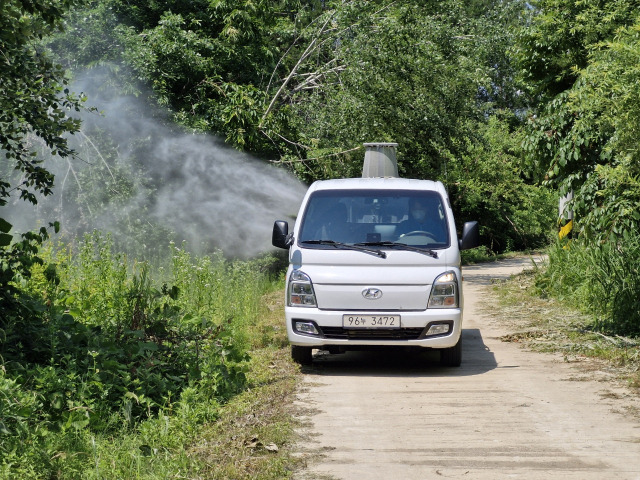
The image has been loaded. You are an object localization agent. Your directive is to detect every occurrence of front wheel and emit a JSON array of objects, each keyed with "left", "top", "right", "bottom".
[
  {"left": 440, "top": 337, "right": 462, "bottom": 367},
  {"left": 291, "top": 345, "right": 313, "bottom": 365}
]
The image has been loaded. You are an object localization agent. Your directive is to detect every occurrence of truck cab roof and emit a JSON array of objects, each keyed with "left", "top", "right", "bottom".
[{"left": 305, "top": 177, "right": 447, "bottom": 195}]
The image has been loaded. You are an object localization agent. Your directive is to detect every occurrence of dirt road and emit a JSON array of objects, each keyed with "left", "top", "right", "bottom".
[{"left": 294, "top": 256, "right": 640, "bottom": 479}]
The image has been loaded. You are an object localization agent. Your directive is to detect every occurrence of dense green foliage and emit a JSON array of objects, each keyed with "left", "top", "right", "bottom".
[
  {"left": 48, "top": 0, "right": 317, "bottom": 156},
  {"left": 448, "top": 116, "right": 556, "bottom": 252},
  {"left": 1, "top": 232, "right": 278, "bottom": 477},
  {"left": 284, "top": 2, "right": 483, "bottom": 180},
  {"left": 0, "top": 0, "right": 86, "bottom": 206},
  {"left": 0, "top": 0, "right": 89, "bottom": 331},
  {"left": 37, "top": 0, "right": 553, "bottom": 252},
  {"left": 536, "top": 237, "right": 640, "bottom": 336},
  {"left": 283, "top": 1, "right": 527, "bottom": 181},
  {"left": 518, "top": 0, "right": 640, "bottom": 241},
  {"left": 518, "top": 0, "right": 640, "bottom": 335}
]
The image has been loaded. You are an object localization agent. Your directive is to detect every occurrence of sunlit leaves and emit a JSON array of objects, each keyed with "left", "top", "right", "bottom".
[
  {"left": 449, "top": 115, "right": 556, "bottom": 252},
  {"left": 0, "top": 0, "right": 86, "bottom": 207},
  {"left": 519, "top": 1, "right": 640, "bottom": 243},
  {"left": 1, "top": 0, "right": 88, "bottom": 327},
  {"left": 288, "top": 1, "right": 501, "bottom": 181},
  {"left": 515, "top": 0, "right": 640, "bottom": 99}
]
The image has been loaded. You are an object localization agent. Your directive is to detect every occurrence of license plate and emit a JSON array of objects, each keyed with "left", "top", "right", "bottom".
[{"left": 342, "top": 314, "right": 401, "bottom": 328}]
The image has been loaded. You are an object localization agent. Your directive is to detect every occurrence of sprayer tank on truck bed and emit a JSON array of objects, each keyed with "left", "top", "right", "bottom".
[{"left": 272, "top": 143, "right": 479, "bottom": 366}]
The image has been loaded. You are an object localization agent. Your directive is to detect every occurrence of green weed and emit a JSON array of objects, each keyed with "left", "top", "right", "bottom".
[
  {"left": 492, "top": 265, "right": 640, "bottom": 392},
  {"left": 535, "top": 236, "right": 640, "bottom": 336},
  {"left": 0, "top": 231, "right": 286, "bottom": 478}
]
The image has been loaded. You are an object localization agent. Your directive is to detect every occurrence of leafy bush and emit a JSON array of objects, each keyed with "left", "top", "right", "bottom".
[
  {"left": 536, "top": 237, "right": 640, "bottom": 336},
  {"left": 448, "top": 116, "right": 557, "bottom": 253},
  {"left": 0, "top": 231, "right": 280, "bottom": 477},
  {"left": 518, "top": 4, "right": 640, "bottom": 248}
]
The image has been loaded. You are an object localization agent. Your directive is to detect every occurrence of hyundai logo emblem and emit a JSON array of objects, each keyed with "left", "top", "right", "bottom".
[{"left": 362, "top": 288, "right": 383, "bottom": 300}]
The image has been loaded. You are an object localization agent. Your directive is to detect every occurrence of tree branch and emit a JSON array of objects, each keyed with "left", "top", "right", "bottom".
[{"left": 260, "top": 13, "right": 336, "bottom": 128}]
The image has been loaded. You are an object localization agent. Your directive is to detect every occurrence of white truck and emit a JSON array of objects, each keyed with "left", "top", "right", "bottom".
[{"left": 272, "top": 143, "right": 479, "bottom": 366}]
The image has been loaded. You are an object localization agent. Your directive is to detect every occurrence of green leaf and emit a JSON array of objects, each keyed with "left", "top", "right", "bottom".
[
  {"left": 0, "top": 421, "right": 10, "bottom": 435},
  {"left": 0, "top": 218, "right": 12, "bottom": 234},
  {"left": 0, "top": 233, "right": 12, "bottom": 247},
  {"left": 124, "top": 391, "right": 140, "bottom": 403}
]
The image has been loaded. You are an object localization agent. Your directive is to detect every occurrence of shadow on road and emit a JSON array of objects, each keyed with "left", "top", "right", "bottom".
[{"left": 303, "top": 328, "right": 497, "bottom": 377}]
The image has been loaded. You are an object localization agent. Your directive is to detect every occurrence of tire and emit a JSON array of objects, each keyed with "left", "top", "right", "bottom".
[
  {"left": 440, "top": 337, "right": 462, "bottom": 367},
  {"left": 291, "top": 345, "right": 313, "bottom": 365}
]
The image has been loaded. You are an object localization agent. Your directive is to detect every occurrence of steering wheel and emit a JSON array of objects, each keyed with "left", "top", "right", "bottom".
[{"left": 399, "top": 230, "right": 436, "bottom": 238}]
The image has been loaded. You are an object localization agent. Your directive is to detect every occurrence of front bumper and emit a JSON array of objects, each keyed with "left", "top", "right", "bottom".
[{"left": 285, "top": 306, "right": 462, "bottom": 349}]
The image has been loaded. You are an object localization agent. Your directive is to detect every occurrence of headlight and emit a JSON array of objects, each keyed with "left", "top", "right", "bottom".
[
  {"left": 428, "top": 271, "right": 458, "bottom": 308},
  {"left": 288, "top": 270, "right": 317, "bottom": 307}
]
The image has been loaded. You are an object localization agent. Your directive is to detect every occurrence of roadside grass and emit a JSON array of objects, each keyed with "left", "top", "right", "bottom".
[
  {"left": 489, "top": 266, "right": 640, "bottom": 392},
  {"left": 63, "top": 285, "right": 302, "bottom": 480},
  {"left": 88, "top": 287, "right": 305, "bottom": 480},
  {"left": 461, "top": 246, "right": 500, "bottom": 265},
  {"left": 0, "top": 231, "right": 305, "bottom": 479},
  {"left": 186, "top": 289, "right": 306, "bottom": 479}
]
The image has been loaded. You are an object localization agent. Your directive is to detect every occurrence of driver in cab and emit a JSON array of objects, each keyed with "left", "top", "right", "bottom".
[{"left": 395, "top": 197, "right": 447, "bottom": 243}]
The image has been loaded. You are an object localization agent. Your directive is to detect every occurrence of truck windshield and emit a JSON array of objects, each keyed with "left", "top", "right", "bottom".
[{"left": 298, "top": 189, "right": 450, "bottom": 249}]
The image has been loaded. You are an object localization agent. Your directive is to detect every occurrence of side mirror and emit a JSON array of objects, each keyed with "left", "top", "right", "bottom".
[
  {"left": 272, "top": 220, "right": 293, "bottom": 249},
  {"left": 459, "top": 221, "right": 479, "bottom": 251}
]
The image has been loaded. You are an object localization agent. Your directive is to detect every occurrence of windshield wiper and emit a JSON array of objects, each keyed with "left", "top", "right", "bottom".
[
  {"left": 354, "top": 241, "right": 439, "bottom": 259},
  {"left": 302, "top": 240, "right": 387, "bottom": 258}
]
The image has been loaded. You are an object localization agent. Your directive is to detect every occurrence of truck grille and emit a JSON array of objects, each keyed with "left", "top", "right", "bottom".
[{"left": 320, "top": 327, "right": 424, "bottom": 340}]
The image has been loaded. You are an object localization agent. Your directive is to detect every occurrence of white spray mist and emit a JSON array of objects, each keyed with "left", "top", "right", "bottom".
[{"left": 4, "top": 70, "right": 307, "bottom": 259}]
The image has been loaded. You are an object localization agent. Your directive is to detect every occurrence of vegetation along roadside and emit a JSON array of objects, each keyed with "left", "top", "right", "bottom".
[
  {"left": 0, "top": 234, "right": 304, "bottom": 478},
  {"left": 489, "top": 254, "right": 640, "bottom": 402}
]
